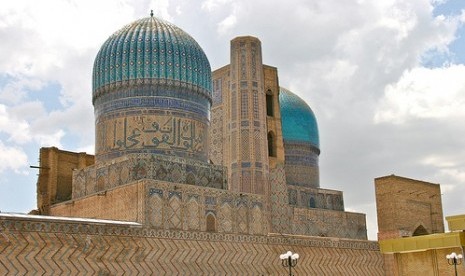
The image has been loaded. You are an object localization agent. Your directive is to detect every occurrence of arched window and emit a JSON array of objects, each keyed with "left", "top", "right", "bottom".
[
  {"left": 206, "top": 213, "right": 216, "bottom": 232},
  {"left": 413, "top": 225, "right": 428, "bottom": 236},
  {"left": 266, "top": 90, "right": 274, "bottom": 117},
  {"left": 267, "top": 131, "right": 276, "bottom": 157},
  {"left": 309, "top": 197, "right": 316, "bottom": 208}
]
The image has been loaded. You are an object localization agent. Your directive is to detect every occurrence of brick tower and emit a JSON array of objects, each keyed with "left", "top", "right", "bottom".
[{"left": 226, "top": 36, "right": 269, "bottom": 194}]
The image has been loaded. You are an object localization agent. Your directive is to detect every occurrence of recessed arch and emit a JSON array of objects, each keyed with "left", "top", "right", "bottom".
[
  {"left": 267, "top": 131, "right": 276, "bottom": 157},
  {"left": 309, "top": 197, "right": 316, "bottom": 208},
  {"left": 413, "top": 225, "right": 428, "bottom": 236},
  {"left": 266, "top": 89, "right": 274, "bottom": 117},
  {"left": 206, "top": 212, "right": 217, "bottom": 232}
]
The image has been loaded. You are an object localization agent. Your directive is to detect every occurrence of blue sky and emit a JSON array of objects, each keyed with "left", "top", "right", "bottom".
[{"left": 0, "top": 0, "right": 464, "bottom": 240}]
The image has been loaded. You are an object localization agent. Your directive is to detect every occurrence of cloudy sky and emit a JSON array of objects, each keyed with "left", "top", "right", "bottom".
[{"left": 1, "top": 0, "right": 464, "bottom": 240}]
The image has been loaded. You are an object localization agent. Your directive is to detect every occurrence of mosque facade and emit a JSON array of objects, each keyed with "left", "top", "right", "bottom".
[
  {"left": 37, "top": 13, "right": 367, "bottom": 240},
  {"left": 0, "top": 14, "right": 386, "bottom": 274}
]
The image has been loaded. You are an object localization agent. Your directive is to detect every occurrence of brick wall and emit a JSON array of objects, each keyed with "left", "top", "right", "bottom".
[
  {"left": 51, "top": 181, "right": 144, "bottom": 223},
  {"left": 51, "top": 179, "right": 267, "bottom": 236},
  {"left": 36, "top": 147, "right": 94, "bottom": 215},
  {"left": 391, "top": 248, "right": 465, "bottom": 276},
  {"left": 0, "top": 214, "right": 384, "bottom": 275},
  {"left": 375, "top": 175, "right": 444, "bottom": 239}
]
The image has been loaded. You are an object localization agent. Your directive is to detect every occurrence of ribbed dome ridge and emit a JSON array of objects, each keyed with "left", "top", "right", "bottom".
[{"left": 92, "top": 16, "right": 212, "bottom": 102}]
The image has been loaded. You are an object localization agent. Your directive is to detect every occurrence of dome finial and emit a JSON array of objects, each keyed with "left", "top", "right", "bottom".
[{"left": 150, "top": 10, "right": 154, "bottom": 17}]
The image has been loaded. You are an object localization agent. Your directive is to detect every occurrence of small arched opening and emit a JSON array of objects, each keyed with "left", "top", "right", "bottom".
[
  {"left": 309, "top": 197, "right": 316, "bottom": 208},
  {"left": 206, "top": 213, "right": 217, "bottom": 232},
  {"left": 413, "top": 225, "right": 429, "bottom": 236}
]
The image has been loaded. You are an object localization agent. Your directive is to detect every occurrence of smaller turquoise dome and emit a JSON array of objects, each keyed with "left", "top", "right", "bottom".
[{"left": 279, "top": 87, "right": 319, "bottom": 149}]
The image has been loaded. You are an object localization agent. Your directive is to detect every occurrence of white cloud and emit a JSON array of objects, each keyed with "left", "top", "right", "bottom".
[
  {"left": 201, "top": 0, "right": 233, "bottom": 12},
  {"left": 0, "top": 0, "right": 135, "bottom": 78},
  {"left": 149, "top": 0, "right": 173, "bottom": 21},
  {"left": 0, "top": 76, "right": 44, "bottom": 104},
  {"left": 218, "top": 14, "right": 237, "bottom": 35},
  {"left": 0, "top": 141, "right": 28, "bottom": 173},
  {"left": 0, "top": 104, "right": 31, "bottom": 144},
  {"left": 375, "top": 65, "right": 465, "bottom": 124},
  {"left": 34, "top": 129, "right": 65, "bottom": 148},
  {"left": 0, "top": 103, "right": 65, "bottom": 147}
]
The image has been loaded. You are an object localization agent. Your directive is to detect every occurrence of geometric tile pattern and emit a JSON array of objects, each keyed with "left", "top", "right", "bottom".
[
  {"left": 143, "top": 180, "right": 266, "bottom": 235},
  {"left": 269, "top": 165, "right": 291, "bottom": 234},
  {"left": 284, "top": 141, "right": 320, "bottom": 188},
  {"left": 95, "top": 110, "right": 210, "bottom": 162},
  {"left": 222, "top": 36, "right": 268, "bottom": 195},
  {"left": 73, "top": 153, "right": 227, "bottom": 198},
  {"left": 209, "top": 105, "right": 223, "bottom": 166},
  {"left": 93, "top": 16, "right": 212, "bottom": 96},
  {"left": 292, "top": 207, "right": 368, "bottom": 239},
  {"left": 0, "top": 215, "right": 384, "bottom": 275},
  {"left": 288, "top": 185, "right": 345, "bottom": 211}
]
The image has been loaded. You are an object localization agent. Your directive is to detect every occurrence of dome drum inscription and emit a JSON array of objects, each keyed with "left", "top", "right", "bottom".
[{"left": 95, "top": 114, "right": 208, "bottom": 162}]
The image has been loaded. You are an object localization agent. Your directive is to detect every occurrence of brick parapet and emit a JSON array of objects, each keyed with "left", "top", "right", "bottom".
[{"left": 0, "top": 214, "right": 383, "bottom": 275}]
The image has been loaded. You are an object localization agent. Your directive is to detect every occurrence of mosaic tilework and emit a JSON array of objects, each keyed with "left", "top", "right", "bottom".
[
  {"left": 241, "top": 130, "right": 249, "bottom": 160},
  {"left": 219, "top": 202, "right": 233, "bottom": 232},
  {"left": 187, "top": 197, "right": 201, "bottom": 230},
  {"left": 288, "top": 189, "right": 298, "bottom": 205},
  {"left": 241, "top": 90, "right": 248, "bottom": 119},
  {"left": 287, "top": 186, "right": 344, "bottom": 211},
  {"left": 213, "top": 78, "right": 222, "bottom": 105},
  {"left": 253, "top": 90, "right": 259, "bottom": 119},
  {"left": 254, "top": 129, "right": 262, "bottom": 160},
  {"left": 72, "top": 154, "right": 227, "bottom": 198},
  {"left": 227, "top": 37, "right": 268, "bottom": 195},
  {"left": 0, "top": 214, "right": 383, "bottom": 275},
  {"left": 251, "top": 42, "right": 257, "bottom": 80},
  {"left": 231, "top": 90, "right": 237, "bottom": 120},
  {"left": 93, "top": 85, "right": 210, "bottom": 118},
  {"left": 279, "top": 87, "right": 319, "bottom": 148},
  {"left": 96, "top": 112, "right": 209, "bottom": 162},
  {"left": 240, "top": 42, "right": 246, "bottom": 80},
  {"left": 92, "top": 15, "right": 213, "bottom": 164},
  {"left": 92, "top": 16, "right": 211, "bottom": 97},
  {"left": 284, "top": 141, "right": 320, "bottom": 188},
  {"left": 147, "top": 192, "right": 164, "bottom": 228},
  {"left": 269, "top": 165, "right": 291, "bottom": 234},
  {"left": 291, "top": 208, "right": 368, "bottom": 239},
  {"left": 144, "top": 180, "right": 265, "bottom": 234},
  {"left": 209, "top": 105, "right": 224, "bottom": 165}
]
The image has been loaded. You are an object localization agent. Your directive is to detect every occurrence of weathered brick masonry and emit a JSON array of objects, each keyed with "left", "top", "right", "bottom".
[{"left": 0, "top": 214, "right": 384, "bottom": 275}]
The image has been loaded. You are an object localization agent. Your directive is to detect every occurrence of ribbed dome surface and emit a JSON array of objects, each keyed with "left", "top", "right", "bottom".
[
  {"left": 279, "top": 87, "right": 319, "bottom": 149},
  {"left": 92, "top": 15, "right": 212, "bottom": 100}
]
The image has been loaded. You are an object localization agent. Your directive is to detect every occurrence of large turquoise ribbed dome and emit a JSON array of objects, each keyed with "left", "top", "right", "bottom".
[
  {"left": 92, "top": 15, "right": 212, "bottom": 100},
  {"left": 92, "top": 14, "right": 212, "bottom": 163},
  {"left": 279, "top": 87, "right": 319, "bottom": 149}
]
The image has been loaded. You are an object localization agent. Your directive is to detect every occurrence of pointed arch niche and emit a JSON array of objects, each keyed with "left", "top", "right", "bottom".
[
  {"left": 267, "top": 131, "right": 276, "bottom": 157},
  {"left": 413, "top": 225, "right": 429, "bottom": 236},
  {"left": 206, "top": 212, "right": 217, "bottom": 232}
]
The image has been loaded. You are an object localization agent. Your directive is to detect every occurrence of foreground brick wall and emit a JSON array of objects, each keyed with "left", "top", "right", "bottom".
[
  {"left": 0, "top": 215, "right": 384, "bottom": 275},
  {"left": 50, "top": 182, "right": 145, "bottom": 223},
  {"left": 391, "top": 248, "right": 465, "bottom": 276}
]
